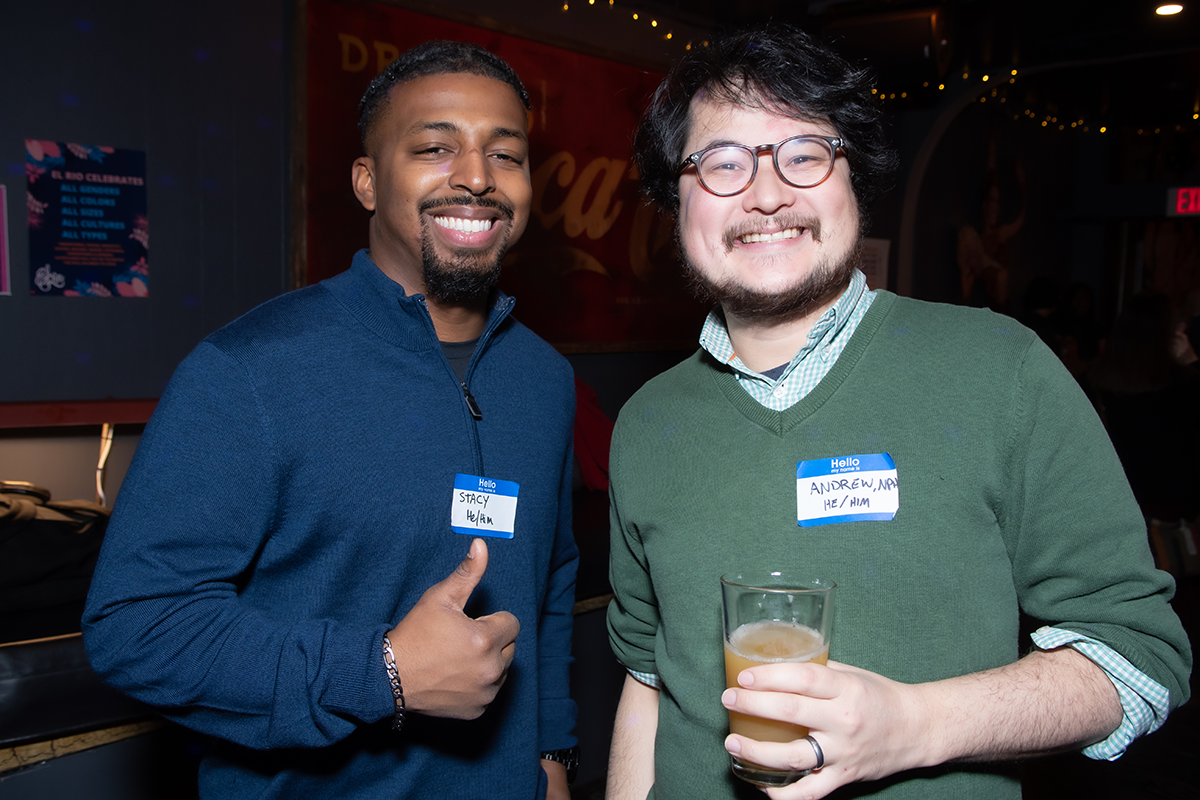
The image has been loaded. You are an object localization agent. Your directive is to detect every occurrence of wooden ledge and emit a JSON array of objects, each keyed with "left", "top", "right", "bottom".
[{"left": 0, "top": 720, "right": 163, "bottom": 774}]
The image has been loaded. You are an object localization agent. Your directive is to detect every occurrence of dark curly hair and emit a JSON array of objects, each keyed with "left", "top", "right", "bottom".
[
  {"left": 635, "top": 23, "right": 896, "bottom": 211},
  {"left": 358, "top": 40, "right": 531, "bottom": 155}
]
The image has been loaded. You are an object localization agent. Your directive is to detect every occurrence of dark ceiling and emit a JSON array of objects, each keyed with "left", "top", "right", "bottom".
[{"left": 633, "top": 0, "right": 1200, "bottom": 130}]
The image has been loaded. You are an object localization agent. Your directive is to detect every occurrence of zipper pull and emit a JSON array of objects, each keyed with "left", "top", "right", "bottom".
[{"left": 461, "top": 383, "right": 483, "bottom": 421}]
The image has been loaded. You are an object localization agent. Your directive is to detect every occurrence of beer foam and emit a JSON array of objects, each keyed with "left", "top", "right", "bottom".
[{"left": 728, "top": 620, "right": 825, "bottom": 663}]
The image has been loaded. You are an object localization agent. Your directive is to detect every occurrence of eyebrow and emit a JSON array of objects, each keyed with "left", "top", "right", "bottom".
[
  {"left": 694, "top": 138, "right": 743, "bottom": 150},
  {"left": 406, "top": 120, "right": 528, "bottom": 143}
]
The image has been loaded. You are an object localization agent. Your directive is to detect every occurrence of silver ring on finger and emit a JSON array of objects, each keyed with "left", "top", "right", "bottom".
[{"left": 805, "top": 734, "right": 825, "bottom": 770}]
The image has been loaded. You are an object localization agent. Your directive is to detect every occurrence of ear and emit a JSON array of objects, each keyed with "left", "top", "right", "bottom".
[{"left": 352, "top": 156, "right": 377, "bottom": 211}]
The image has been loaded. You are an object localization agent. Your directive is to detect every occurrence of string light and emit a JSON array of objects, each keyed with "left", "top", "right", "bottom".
[
  {"left": 555, "top": 1, "right": 695, "bottom": 50},
  {"left": 553, "top": 3, "right": 1195, "bottom": 138}
]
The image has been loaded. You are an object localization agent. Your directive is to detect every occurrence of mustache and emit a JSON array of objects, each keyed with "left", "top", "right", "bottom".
[
  {"left": 721, "top": 214, "right": 822, "bottom": 252},
  {"left": 419, "top": 195, "right": 515, "bottom": 220}
]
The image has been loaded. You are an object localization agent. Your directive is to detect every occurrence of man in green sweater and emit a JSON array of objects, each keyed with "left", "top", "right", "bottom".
[{"left": 605, "top": 23, "right": 1191, "bottom": 800}]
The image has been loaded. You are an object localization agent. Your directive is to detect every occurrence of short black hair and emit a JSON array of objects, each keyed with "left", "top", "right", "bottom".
[
  {"left": 358, "top": 40, "right": 531, "bottom": 154},
  {"left": 635, "top": 23, "right": 896, "bottom": 211}
]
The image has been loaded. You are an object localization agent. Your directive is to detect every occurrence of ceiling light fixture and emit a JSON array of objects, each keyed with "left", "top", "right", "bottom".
[{"left": 1156, "top": 4, "right": 1183, "bottom": 14}]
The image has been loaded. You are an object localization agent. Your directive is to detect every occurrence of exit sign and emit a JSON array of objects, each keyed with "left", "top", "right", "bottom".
[{"left": 1168, "top": 186, "right": 1200, "bottom": 216}]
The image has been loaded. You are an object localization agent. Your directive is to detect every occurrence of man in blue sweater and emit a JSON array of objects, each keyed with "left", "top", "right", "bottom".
[{"left": 84, "top": 41, "right": 579, "bottom": 799}]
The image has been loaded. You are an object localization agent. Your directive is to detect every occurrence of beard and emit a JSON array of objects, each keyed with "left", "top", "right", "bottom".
[
  {"left": 680, "top": 214, "right": 862, "bottom": 323},
  {"left": 418, "top": 195, "right": 515, "bottom": 304}
]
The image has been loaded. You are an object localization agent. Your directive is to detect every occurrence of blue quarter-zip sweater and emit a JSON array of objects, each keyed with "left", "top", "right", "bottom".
[{"left": 83, "top": 250, "right": 579, "bottom": 798}]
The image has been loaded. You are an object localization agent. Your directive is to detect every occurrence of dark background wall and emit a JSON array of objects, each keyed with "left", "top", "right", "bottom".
[{"left": 0, "top": 0, "right": 290, "bottom": 403}]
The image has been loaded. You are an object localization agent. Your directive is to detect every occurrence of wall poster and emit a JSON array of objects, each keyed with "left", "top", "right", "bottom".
[
  {"left": 25, "top": 139, "right": 149, "bottom": 297},
  {"left": 304, "top": 0, "right": 705, "bottom": 350}
]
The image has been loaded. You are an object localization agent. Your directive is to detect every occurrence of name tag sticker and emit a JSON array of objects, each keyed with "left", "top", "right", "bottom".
[
  {"left": 451, "top": 473, "right": 519, "bottom": 539},
  {"left": 796, "top": 453, "right": 898, "bottom": 527}
]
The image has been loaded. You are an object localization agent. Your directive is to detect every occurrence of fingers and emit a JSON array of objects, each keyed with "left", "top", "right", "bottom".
[
  {"left": 725, "top": 734, "right": 822, "bottom": 777},
  {"left": 726, "top": 735, "right": 839, "bottom": 800},
  {"left": 479, "top": 610, "right": 521, "bottom": 657},
  {"left": 440, "top": 538, "right": 489, "bottom": 610},
  {"left": 732, "top": 661, "right": 843, "bottom": 699},
  {"left": 723, "top": 685, "right": 810, "bottom": 730}
]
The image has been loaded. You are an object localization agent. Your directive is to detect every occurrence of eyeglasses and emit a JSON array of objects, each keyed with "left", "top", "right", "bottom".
[{"left": 679, "top": 134, "right": 846, "bottom": 197}]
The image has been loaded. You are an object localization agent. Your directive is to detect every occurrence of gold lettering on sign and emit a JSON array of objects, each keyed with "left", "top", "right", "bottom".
[
  {"left": 338, "top": 33, "right": 368, "bottom": 72},
  {"left": 374, "top": 41, "right": 399, "bottom": 73},
  {"left": 532, "top": 152, "right": 575, "bottom": 229},
  {"left": 532, "top": 152, "right": 627, "bottom": 240},
  {"left": 338, "top": 34, "right": 399, "bottom": 74}
]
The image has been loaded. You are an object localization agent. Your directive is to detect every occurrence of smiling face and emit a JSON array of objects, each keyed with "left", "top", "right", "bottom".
[
  {"left": 352, "top": 72, "right": 532, "bottom": 303},
  {"left": 676, "top": 94, "right": 861, "bottom": 323}
]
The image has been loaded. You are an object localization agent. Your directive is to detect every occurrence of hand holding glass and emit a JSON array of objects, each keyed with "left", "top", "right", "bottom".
[{"left": 721, "top": 572, "right": 835, "bottom": 787}]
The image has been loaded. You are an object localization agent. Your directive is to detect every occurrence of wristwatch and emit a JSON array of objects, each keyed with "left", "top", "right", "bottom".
[{"left": 540, "top": 745, "right": 580, "bottom": 785}]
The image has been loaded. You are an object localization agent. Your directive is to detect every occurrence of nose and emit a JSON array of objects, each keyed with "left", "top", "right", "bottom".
[
  {"left": 740, "top": 151, "right": 796, "bottom": 215},
  {"left": 450, "top": 149, "right": 495, "bottom": 197}
]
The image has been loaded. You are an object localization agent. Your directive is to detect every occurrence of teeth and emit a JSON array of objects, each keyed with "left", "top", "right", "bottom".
[
  {"left": 434, "top": 216, "right": 494, "bottom": 233},
  {"left": 740, "top": 228, "right": 801, "bottom": 244}
]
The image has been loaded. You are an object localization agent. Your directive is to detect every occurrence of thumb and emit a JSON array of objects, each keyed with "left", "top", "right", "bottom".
[{"left": 440, "top": 537, "right": 488, "bottom": 610}]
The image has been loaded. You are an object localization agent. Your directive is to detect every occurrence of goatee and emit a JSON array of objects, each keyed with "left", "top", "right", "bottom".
[
  {"left": 680, "top": 221, "right": 861, "bottom": 323},
  {"left": 418, "top": 195, "right": 515, "bottom": 304}
]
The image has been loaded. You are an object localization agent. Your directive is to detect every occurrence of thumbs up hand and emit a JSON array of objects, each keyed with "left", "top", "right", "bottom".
[{"left": 388, "top": 538, "right": 520, "bottom": 720}]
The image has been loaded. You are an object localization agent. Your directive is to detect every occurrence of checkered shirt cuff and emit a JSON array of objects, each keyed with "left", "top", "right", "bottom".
[
  {"left": 1032, "top": 626, "right": 1170, "bottom": 761},
  {"left": 625, "top": 668, "right": 661, "bottom": 690}
]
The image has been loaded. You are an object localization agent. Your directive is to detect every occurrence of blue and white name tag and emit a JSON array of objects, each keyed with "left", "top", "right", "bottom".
[
  {"left": 451, "top": 474, "right": 519, "bottom": 539},
  {"left": 796, "top": 453, "right": 899, "bottom": 527}
]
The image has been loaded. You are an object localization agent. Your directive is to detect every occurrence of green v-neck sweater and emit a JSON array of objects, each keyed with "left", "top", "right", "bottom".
[{"left": 607, "top": 292, "right": 1190, "bottom": 800}]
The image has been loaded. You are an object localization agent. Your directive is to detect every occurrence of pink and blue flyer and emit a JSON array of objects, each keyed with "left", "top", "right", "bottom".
[{"left": 26, "top": 140, "right": 148, "bottom": 297}]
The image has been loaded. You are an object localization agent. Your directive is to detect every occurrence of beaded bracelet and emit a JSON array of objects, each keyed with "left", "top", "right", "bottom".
[{"left": 382, "top": 634, "right": 406, "bottom": 731}]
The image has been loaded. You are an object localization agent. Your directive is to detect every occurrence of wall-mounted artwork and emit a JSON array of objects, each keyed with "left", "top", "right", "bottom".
[{"left": 25, "top": 140, "right": 148, "bottom": 298}]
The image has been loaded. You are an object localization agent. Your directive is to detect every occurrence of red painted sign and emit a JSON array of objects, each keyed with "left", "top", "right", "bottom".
[{"left": 305, "top": 0, "right": 705, "bottom": 349}]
